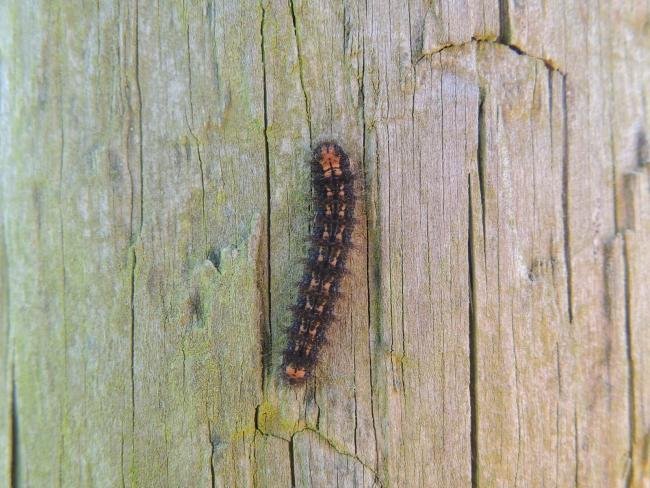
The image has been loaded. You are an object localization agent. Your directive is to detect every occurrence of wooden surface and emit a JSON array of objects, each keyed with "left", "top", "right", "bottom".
[{"left": 1, "top": 1, "right": 649, "bottom": 487}]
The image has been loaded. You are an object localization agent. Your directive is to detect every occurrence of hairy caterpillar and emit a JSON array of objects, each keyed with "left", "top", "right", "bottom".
[{"left": 281, "top": 141, "right": 356, "bottom": 385}]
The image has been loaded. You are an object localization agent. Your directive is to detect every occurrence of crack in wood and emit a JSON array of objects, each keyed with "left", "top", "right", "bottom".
[
  {"left": 498, "top": 0, "right": 511, "bottom": 44},
  {"left": 560, "top": 74, "right": 573, "bottom": 324},
  {"left": 289, "top": 0, "right": 312, "bottom": 145},
  {"left": 184, "top": 104, "right": 209, "bottom": 259},
  {"left": 207, "top": 417, "right": 216, "bottom": 488},
  {"left": 618, "top": 161, "right": 650, "bottom": 485},
  {"left": 292, "top": 428, "right": 384, "bottom": 486},
  {"left": 260, "top": 0, "right": 272, "bottom": 390},
  {"left": 288, "top": 433, "right": 296, "bottom": 487},
  {"left": 129, "top": 244, "right": 137, "bottom": 481},
  {"left": 467, "top": 174, "right": 479, "bottom": 488},
  {"left": 622, "top": 232, "right": 635, "bottom": 487},
  {"left": 1, "top": 198, "right": 14, "bottom": 486},
  {"left": 10, "top": 359, "right": 19, "bottom": 488},
  {"left": 416, "top": 39, "right": 566, "bottom": 76}
]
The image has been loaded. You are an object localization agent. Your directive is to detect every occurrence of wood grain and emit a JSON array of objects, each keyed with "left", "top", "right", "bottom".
[{"left": 1, "top": 0, "right": 649, "bottom": 486}]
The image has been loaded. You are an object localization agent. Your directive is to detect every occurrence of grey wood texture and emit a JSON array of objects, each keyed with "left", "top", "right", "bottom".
[{"left": 0, "top": 1, "right": 649, "bottom": 487}]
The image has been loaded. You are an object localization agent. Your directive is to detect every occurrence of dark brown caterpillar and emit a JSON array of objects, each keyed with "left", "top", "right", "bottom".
[{"left": 281, "top": 141, "right": 356, "bottom": 385}]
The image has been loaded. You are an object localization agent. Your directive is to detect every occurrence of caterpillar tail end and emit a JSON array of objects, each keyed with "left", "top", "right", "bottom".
[{"left": 281, "top": 363, "right": 310, "bottom": 385}]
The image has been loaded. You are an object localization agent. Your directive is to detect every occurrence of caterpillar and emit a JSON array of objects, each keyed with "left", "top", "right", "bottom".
[{"left": 281, "top": 141, "right": 356, "bottom": 385}]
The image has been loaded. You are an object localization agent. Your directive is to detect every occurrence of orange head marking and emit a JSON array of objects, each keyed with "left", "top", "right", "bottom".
[{"left": 319, "top": 145, "right": 342, "bottom": 177}]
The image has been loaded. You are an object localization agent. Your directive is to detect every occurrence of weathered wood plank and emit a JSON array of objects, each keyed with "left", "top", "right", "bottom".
[
  {"left": 506, "top": 1, "right": 650, "bottom": 485},
  {"left": 365, "top": 42, "right": 478, "bottom": 486},
  {"left": 2, "top": 2, "right": 134, "bottom": 486},
  {"left": 131, "top": 3, "right": 268, "bottom": 485},
  {"left": 471, "top": 44, "right": 578, "bottom": 487},
  {"left": 1, "top": 1, "right": 649, "bottom": 487}
]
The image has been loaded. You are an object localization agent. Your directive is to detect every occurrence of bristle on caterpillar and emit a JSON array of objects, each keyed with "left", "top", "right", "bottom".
[{"left": 281, "top": 141, "right": 356, "bottom": 385}]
